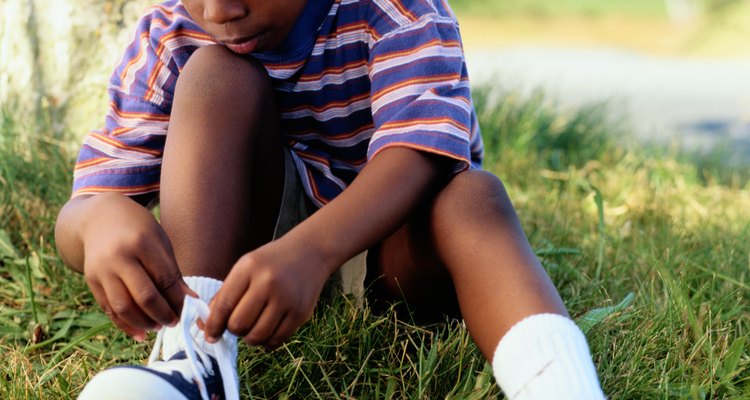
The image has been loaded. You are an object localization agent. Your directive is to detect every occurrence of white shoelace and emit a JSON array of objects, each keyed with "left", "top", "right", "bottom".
[{"left": 148, "top": 296, "right": 239, "bottom": 400}]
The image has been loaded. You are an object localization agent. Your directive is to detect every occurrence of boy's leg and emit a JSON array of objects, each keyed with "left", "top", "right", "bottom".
[
  {"left": 79, "top": 45, "right": 282, "bottom": 400},
  {"left": 368, "top": 169, "right": 565, "bottom": 355},
  {"left": 159, "top": 45, "right": 285, "bottom": 280},
  {"left": 367, "top": 170, "right": 604, "bottom": 399},
  {"left": 158, "top": 44, "right": 285, "bottom": 392}
]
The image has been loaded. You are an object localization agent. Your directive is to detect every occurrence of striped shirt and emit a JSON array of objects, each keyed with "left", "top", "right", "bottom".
[{"left": 73, "top": 0, "right": 483, "bottom": 207}]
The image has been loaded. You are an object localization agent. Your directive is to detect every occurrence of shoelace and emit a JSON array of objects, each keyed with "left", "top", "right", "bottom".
[{"left": 148, "top": 296, "right": 239, "bottom": 400}]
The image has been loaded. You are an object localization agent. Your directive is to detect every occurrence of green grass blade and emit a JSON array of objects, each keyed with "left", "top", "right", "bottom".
[
  {"left": 24, "top": 257, "right": 39, "bottom": 325},
  {"left": 577, "top": 292, "right": 635, "bottom": 334},
  {"left": 0, "top": 229, "right": 21, "bottom": 260},
  {"left": 591, "top": 184, "right": 606, "bottom": 280},
  {"left": 719, "top": 336, "right": 746, "bottom": 384}
]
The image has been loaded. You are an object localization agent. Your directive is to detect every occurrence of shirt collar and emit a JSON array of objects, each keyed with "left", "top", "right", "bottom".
[{"left": 253, "top": 0, "right": 335, "bottom": 70}]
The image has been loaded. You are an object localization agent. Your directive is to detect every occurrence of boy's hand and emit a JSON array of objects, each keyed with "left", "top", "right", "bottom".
[
  {"left": 203, "top": 238, "right": 330, "bottom": 349},
  {"left": 73, "top": 193, "right": 194, "bottom": 341}
]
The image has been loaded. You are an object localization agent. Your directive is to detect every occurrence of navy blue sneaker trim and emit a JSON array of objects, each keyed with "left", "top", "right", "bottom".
[{"left": 111, "top": 351, "right": 226, "bottom": 400}]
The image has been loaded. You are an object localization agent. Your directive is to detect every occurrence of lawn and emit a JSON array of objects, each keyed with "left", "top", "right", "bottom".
[
  {"left": 451, "top": 0, "right": 750, "bottom": 57},
  {"left": 1, "top": 83, "right": 749, "bottom": 398},
  {"left": 2, "top": 0, "right": 750, "bottom": 397},
  {"left": 448, "top": 0, "right": 667, "bottom": 18}
]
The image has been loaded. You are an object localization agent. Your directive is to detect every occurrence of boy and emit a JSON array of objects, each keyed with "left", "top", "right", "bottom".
[{"left": 55, "top": 0, "right": 606, "bottom": 398}]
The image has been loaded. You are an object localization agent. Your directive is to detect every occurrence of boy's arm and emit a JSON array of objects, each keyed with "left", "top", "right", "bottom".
[
  {"left": 57, "top": 6, "right": 206, "bottom": 340},
  {"left": 289, "top": 147, "right": 448, "bottom": 270},
  {"left": 204, "top": 146, "right": 451, "bottom": 346},
  {"left": 56, "top": 193, "right": 193, "bottom": 340}
]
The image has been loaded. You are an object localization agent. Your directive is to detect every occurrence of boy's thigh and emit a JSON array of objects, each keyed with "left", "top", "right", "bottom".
[
  {"left": 365, "top": 206, "right": 461, "bottom": 323},
  {"left": 364, "top": 169, "right": 514, "bottom": 322}
]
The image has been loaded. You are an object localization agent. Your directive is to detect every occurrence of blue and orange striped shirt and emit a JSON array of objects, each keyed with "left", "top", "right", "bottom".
[{"left": 73, "top": 0, "right": 483, "bottom": 207}]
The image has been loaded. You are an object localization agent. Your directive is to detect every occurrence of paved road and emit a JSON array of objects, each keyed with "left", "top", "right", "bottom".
[{"left": 465, "top": 47, "right": 750, "bottom": 160}]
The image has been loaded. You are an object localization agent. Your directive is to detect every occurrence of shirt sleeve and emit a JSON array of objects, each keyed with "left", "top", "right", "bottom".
[
  {"left": 72, "top": 5, "right": 208, "bottom": 198},
  {"left": 366, "top": 13, "right": 475, "bottom": 173}
]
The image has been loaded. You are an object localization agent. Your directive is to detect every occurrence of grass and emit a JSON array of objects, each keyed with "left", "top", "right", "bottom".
[
  {"left": 448, "top": 0, "right": 667, "bottom": 19},
  {"left": 452, "top": 0, "right": 750, "bottom": 57},
  {"left": 1, "top": 86, "right": 749, "bottom": 398}
]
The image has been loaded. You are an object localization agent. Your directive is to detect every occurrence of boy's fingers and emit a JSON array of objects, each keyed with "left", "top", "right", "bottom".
[
  {"left": 108, "top": 311, "right": 148, "bottom": 342},
  {"left": 224, "top": 284, "right": 267, "bottom": 337},
  {"left": 264, "top": 315, "right": 298, "bottom": 349},
  {"left": 204, "top": 276, "right": 249, "bottom": 342},
  {"left": 120, "top": 266, "right": 178, "bottom": 326},
  {"left": 90, "top": 280, "right": 147, "bottom": 341},
  {"left": 138, "top": 242, "right": 191, "bottom": 314},
  {"left": 101, "top": 277, "right": 158, "bottom": 331},
  {"left": 243, "top": 304, "right": 283, "bottom": 346}
]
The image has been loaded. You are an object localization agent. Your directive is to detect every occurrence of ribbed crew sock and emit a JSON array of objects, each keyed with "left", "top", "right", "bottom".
[
  {"left": 492, "top": 313, "right": 606, "bottom": 399},
  {"left": 184, "top": 276, "right": 224, "bottom": 302}
]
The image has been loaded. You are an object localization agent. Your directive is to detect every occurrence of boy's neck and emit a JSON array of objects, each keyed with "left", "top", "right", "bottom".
[{"left": 254, "top": 0, "right": 335, "bottom": 61}]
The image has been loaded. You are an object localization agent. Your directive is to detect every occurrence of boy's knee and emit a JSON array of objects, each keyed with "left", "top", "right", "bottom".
[
  {"left": 178, "top": 45, "right": 271, "bottom": 99},
  {"left": 444, "top": 169, "right": 507, "bottom": 200},
  {"left": 433, "top": 170, "right": 512, "bottom": 216}
]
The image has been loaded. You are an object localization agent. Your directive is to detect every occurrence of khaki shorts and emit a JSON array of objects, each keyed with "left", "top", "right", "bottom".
[{"left": 272, "top": 149, "right": 367, "bottom": 303}]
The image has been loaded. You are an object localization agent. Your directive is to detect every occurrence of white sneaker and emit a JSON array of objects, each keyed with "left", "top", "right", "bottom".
[{"left": 78, "top": 296, "right": 239, "bottom": 400}]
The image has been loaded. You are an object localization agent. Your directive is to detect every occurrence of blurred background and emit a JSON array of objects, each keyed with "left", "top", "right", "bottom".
[
  {"left": 1, "top": 0, "right": 749, "bottom": 160},
  {"left": 451, "top": 0, "right": 750, "bottom": 163}
]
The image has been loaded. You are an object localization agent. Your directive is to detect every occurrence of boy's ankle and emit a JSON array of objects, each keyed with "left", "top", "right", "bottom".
[{"left": 492, "top": 313, "right": 605, "bottom": 400}]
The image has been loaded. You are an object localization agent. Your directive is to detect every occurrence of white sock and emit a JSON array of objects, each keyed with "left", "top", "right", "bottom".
[
  {"left": 184, "top": 275, "right": 224, "bottom": 303},
  {"left": 492, "top": 313, "right": 605, "bottom": 400},
  {"left": 162, "top": 276, "right": 237, "bottom": 361}
]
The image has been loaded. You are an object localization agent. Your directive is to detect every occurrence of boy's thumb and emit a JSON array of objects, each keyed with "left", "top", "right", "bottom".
[{"left": 181, "top": 279, "right": 199, "bottom": 299}]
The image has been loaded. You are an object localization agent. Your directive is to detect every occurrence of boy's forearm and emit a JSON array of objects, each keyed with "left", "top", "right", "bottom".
[{"left": 282, "top": 147, "right": 449, "bottom": 273}]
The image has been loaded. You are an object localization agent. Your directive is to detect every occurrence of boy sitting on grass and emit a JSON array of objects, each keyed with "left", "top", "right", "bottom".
[{"left": 55, "top": 0, "right": 606, "bottom": 398}]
